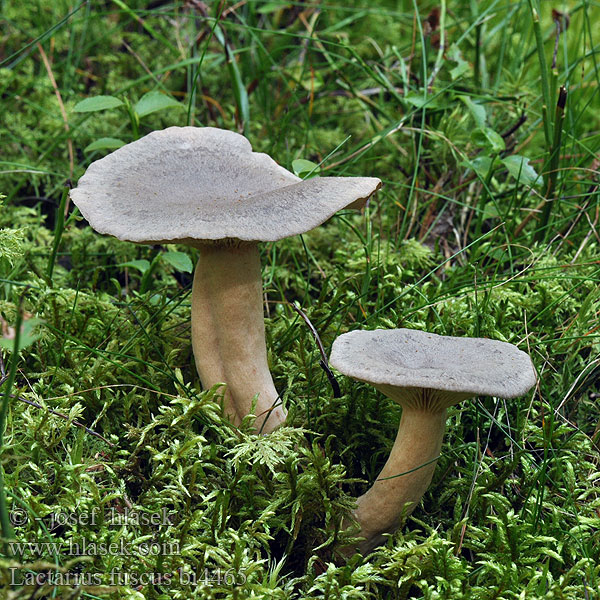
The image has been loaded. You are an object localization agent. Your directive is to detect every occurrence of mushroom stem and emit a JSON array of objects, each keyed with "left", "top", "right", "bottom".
[
  {"left": 350, "top": 407, "right": 447, "bottom": 554},
  {"left": 191, "top": 242, "right": 286, "bottom": 433}
]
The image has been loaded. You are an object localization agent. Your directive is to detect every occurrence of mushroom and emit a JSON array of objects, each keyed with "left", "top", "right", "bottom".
[
  {"left": 70, "top": 126, "right": 381, "bottom": 433},
  {"left": 329, "top": 328, "right": 537, "bottom": 554}
]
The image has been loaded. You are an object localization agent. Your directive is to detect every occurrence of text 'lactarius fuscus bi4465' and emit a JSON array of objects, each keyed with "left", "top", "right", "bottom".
[
  {"left": 329, "top": 328, "right": 537, "bottom": 555},
  {"left": 70, "top": 126, "right": 381, "bottom": 433}
]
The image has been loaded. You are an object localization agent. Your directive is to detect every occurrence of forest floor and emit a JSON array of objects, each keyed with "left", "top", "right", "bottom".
[{"left": 0, "top": 1, "right": 599, "bottom": 598}]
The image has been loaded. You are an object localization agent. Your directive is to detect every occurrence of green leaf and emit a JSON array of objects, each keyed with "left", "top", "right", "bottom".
[
  {"left": 482, "top": 202, "right": 500, "bottom": 220},
  {"left": 467, "top": 156, "right": 495, "bottom": 178},
  {"left": 292, "top": 158, "right": 321, "bottom": 178},
  {"left": 450, "top": 62, "right": 470, "bottom": 80},
  {"left": 458, "top": 95, "right": 486, "bottom": 128},
  {"left": 287, "top": 64, "right": 325, "bottom": 92},
  {"left": 162, "top": 251, "right": 193, "bottom": 273},
  {"left": 0, "top": 318, "right": 43, "bottom": 352},
  {"left": 148, "top": 294, "right": 163, "bottom": 306},
  {"left": 134, "top": 91, "right": 181, "bottom": 118},
  {"left": 117, "top": 259, "right": 151, "bottom": 274},
  {"left": 471, "top": 127, "right": 505, "bottom": 153},
  {"left": 257, "top": 2, "right": 290, "bottom": 13},
  {"left": 213, "top": 25, "right": 225, "bottom": 46},
  {"left": 404, "top": 92, "right": 442, "bottom": 109},
  {"left": 501, "top": 155, "right": 540, "bottom": 186},
  {"left": 226, "top": 47, "right": 249, "bottom": 131},
  {"left": 73, "top": 95, "right": 123, "bottom": 113},
  {"left": 84, "top": 137, "right": 126, "bottom": 153},
  {"left": 448, "top": 45, "right": 470, "bottom": 80}
]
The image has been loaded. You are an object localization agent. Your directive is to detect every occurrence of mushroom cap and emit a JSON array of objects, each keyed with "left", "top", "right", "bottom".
[
  {"left": 330, "top": 328, "right": 537, "bottom": 408},
  {"left": 70, "top": 126, "right": 382, "bottom": 245}
]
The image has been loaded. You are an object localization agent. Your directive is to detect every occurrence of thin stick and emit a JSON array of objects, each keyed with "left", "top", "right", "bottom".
[
  {"left": 46, "top": 184, "right": 69, "bottom": 285},
  {"left": 12, "top": 395, "right": 114, "bottom": 447},
  {"left": 37, "top": 43, "right": 74, "bottom": 189},
  {"left": 1, "top": 349, "right": 114, "bottom": 447},
  {"left": 289, "top": 302, "right": 341, "bottom": 398},
  {"left": 536, "top": 86, "right": 567, "bottom": 242}
]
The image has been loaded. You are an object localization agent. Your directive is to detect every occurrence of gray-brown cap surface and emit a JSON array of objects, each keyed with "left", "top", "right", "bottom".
[
  {"left": 330, "top": 328, "right": 537, "bottom": 400},
  {"left": 70, "top": 126, "right": 381, "bottom": 245}
]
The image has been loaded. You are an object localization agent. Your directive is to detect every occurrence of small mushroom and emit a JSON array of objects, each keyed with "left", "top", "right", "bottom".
[
  {"left": 70, "top": 127, "right": 381, "bottom": 433},
  {"left": 329, "top": 328, "right": 537, "bottom": 554}
]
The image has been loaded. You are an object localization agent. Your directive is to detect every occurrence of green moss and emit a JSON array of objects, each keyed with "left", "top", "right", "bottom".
[{"left": 1, "top": 0, "right": 599, "bottom": 597}]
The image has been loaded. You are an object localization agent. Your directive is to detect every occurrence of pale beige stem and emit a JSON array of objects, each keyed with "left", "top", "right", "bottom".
[
  {"left": 350, "top": 408, "right": 447, "bottom": 554},
  {"left": 190, "top": 242, "right": 286, "bottom": 433}
]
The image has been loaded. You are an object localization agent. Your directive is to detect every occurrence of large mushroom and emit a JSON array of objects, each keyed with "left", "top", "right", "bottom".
[
  {"left": 329, "top": 328, "right": 537, "bottom": 554},
  {"left": 70, "top": 126, "right": 381, "bottom": 433}
]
